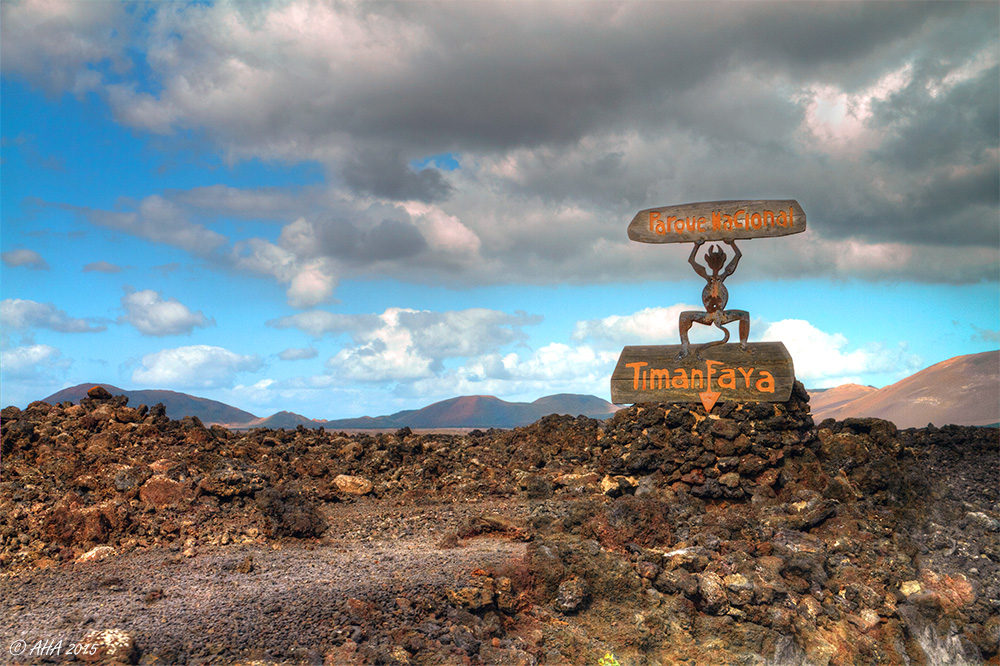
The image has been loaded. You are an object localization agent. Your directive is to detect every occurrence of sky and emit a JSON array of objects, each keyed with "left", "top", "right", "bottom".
[{"left": 2, "top": 0, "right": 998, "bottom": 420}]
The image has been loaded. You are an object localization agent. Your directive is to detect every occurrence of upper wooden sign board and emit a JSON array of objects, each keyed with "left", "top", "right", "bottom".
[{"left": 628, "top": 199, "right": 806, "bottom": 244}]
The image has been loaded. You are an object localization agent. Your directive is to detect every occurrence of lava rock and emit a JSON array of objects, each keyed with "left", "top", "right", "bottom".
[
  {"left": 555, "top": 577, "right": 589, "bottom": 613},
  {"left": 334, "top": 474, "right": 374, "bottom": 495}
]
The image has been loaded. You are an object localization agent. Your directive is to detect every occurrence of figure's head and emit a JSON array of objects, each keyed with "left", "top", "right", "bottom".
[{"left": 704, "top": 244, "right": 727, "bottom": 272}]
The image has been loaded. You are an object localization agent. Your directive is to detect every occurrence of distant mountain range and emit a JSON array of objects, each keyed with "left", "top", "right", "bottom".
[
  {"left": 37, "top": 350, "right": 998, "bottom": 429},
  {"left": 807, "top": 350, "right": 998, "bottom": 429},
  {"left": 40, "top": 385, "right": 619, "bottom": 430},
  {"left": 238, "top": 394, "right": 620, "bottom": 430}
]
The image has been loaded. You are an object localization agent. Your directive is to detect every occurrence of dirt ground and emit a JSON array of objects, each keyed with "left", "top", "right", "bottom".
[
  {"left": 2, "top": 387, "right": 997, "bottom": 665},
  {"left": 3, "top": 499, "right": 531, "bottom": 665}
]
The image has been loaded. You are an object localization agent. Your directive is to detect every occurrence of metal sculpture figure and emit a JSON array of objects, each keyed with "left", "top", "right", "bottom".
[{"left": 676, "top": 240, "right": 751, "bottom": 360}]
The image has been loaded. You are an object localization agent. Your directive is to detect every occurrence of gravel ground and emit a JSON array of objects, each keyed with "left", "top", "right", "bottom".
[
  {"left": 1, "top": 499, "right": 530, "bottom": 665},
  {"left": 3, "top": 392, "right": 997, "bottom": 666}
]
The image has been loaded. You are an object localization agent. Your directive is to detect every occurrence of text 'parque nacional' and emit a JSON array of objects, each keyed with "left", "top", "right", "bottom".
[{"left": 627, "top": 199, "right": 806, "bottom": 244}]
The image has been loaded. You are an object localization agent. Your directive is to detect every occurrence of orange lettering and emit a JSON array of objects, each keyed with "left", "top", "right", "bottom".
[
  {"left": 627, "top": 362, "right": 647, "bottom": 390},
  {"left": 685, "top": 216, "right": 696, "bottom": 232},
  {"left": 723, "top": 214, "right": 733, "bottom": 231},
  {"left": 690, "top": 368, "right": 704, "bottom": 389},
  {"left": 671, "top": 368, "right": 689, "bottom": 389},
  {"left": 734, "top": 209, "right": 746, "bottom": 229},
  {"left": 756, "top": 371, "right": 775, "bottom": 393},
  {"left": 697, "top": 216, "right": 707, "bottom": 232},
  {"left": 650, "top": 368, "right": 670, "bottom": 390},
  {"left": 712, "top": 212, "right": 722, "bottom": 231},
  {"left": 719, "top": 368, "right": 736, "bottom": 389},
  {"left": 750, "top": 212, "right": 762, "bottom": 229},
  {"left": 789, "top": 206, "right": 794, "bottom": 228},
  {"left": 705, "top": 360, "right": 723, "bottom": 390},
  {"left": 763, "top": 210, "right": 774, "bottom": 227},
  {"left": 777, "top": 211, "right": 788, "bottom": 227},
  {"left": 650, "top": 211, "right": 665, "bottom": 235},
  {"left": 738, "top": 367, "right": 754, "bottom": 388}
]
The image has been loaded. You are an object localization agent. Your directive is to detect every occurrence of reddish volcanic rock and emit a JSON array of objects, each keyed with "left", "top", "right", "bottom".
[{"left": 1, "top": 384, "right": 997, "bottom": 666}]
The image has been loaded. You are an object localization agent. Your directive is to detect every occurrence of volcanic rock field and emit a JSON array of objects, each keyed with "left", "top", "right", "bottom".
[{"left": 1, "top": 385, "right": 998, "bottom": 665}]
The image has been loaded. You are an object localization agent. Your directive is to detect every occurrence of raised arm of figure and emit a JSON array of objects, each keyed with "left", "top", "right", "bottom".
[
  {"left": 721, "top": 240, "right": 741, "bottom": 279},
  {"left": 687, "top": 240, "right": 708, "bottom": 279}
]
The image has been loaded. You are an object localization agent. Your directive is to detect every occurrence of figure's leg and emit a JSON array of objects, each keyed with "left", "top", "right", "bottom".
[
  {"left": 723, "top": 309, "right": 752, "bottom": 352},
  {"left": 676, "top": 311, "right": 707, "bottom": 359}
]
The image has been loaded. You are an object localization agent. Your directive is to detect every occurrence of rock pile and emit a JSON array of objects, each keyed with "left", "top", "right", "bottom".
[{"left": 1, "top": 383, "right": 997, "bottom": 665}]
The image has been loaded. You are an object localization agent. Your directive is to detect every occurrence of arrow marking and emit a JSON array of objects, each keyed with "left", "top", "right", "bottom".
[{"left": 699, "top": 390, "right": 721, "bottom": 412}]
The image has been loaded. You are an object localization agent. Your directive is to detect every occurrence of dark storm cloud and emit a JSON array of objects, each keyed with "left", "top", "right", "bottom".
[
  {"left": 317, "top": 218, "right": 429, "bottom": 264},
  {"left": 730, "top": 2, "right": 961, "bottom": 75},
  {"left": 342, "top": 150, "right": 453, "bottom": 202},
  {"left": 316, "top": 2, "right": 964, "bottom": 162},
  {"left": 5, "top": 1, "right": 996, "bottom": 287},
  {"left": 872, "top": 65, "right": 999, "bottom": 172}
]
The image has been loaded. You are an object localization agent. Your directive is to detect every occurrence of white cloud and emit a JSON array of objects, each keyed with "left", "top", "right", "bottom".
[
  {"left": 0, "top": 344, "right": 65, "bottom": 377},
  {"left": 229, "top": 234, "right": 339, "bottom": 309},
  {"left": 760, "top": 319, "right": 922, "bottom": 387},
  {"left": 796, "top": 62, "right": 915, "bottom": 158},
  {"left": 132, "top": 345, "right": 263, "bottom": 389},
  {"left": 284, "top": 306, "right": 544, "bottom": 383},
  {"left": 402, "top": 201, "right": 482, "bottom": 257},
  {"left": 69, "top": 195, "right": 227, "bottom": 256},
  {"left": 327, "top": 322, "right": 434, "bottom": 382},
  {"left": 1, "top": 249, "right": 49, "bottom": 270},
  {"left": 278, "top": 346, "right": 318, "bottom": 361},
  {"left": 323, "top": 307, "right": 476, "bottom": 382},
  {"left": 286, "top": 258, "right": 338, "bottom": 309},
  {"left": 119, "top": 288, "right": 213, "bottom": 336},
  {"left": 0, "top": 298, "right": 106, "bottom": 333},
  {"left": 573, "top": 305, "right": 699, "bottom": 346},
  {"left": 403, "top": 342, "right": 619, "bottom": 402},
  {"left": 267, "top": 310, "right": 380, "bottom": 339}
]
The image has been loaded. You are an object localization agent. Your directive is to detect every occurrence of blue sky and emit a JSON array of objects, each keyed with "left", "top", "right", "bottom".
[{"left": 2, "top": 1, "right": 998, "bottom": 420}]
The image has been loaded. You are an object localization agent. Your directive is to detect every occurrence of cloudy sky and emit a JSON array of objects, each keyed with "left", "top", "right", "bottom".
[{"left": 2, "top": 0, "right": 997, "bottom": 419}]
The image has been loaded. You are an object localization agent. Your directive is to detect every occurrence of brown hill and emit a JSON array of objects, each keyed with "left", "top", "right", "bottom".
[
  {"left": 42, "top": 383, "right": 257, "bottom": 425},
  {"left": 808, "top": 383, "right": 877, "bottom": 418},
  {"left": 812, "top": 350, "right": 999, "bottom": 428},
  {"left": 233, "top": 410, "right": 327, "bottom": 430}
]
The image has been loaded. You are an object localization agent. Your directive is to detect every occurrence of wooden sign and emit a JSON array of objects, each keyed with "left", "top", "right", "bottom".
[
  {"left": 610, "top": 342, "right": 794, "bottom": 411},
  {"left": 628, "top": 199, "right": 806, "bottom": 244}
]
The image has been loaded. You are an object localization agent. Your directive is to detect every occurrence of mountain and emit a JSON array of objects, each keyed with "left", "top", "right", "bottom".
[
  {"left": 530, "top": 393, "right": 618, "bottom": 417},
  {"left": 807, "top": 383, "right": 877, "bottom": 415},
  {"left": 809, "top": 350, "right": 999, "bottom": 428},
  {"left": 235, "top": 411, "right": 327, "bottom": 430},
  {"left": 42, "top": 383, "right": 257, "bottom": 425},
  {"left": 38, "top": 384, "right": 618, "bottom": 430},
  {"left": 259, "top": 394, "right": 621, "bottom": 430}
]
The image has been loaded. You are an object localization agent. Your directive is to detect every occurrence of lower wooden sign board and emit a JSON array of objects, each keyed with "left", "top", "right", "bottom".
[{"left": 610, "top": 342, "right": 794, "bottom": 411}]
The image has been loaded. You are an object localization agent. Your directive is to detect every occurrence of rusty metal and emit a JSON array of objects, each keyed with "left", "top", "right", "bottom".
[{"left": 676, "top": 239, "right": 752, "bottom": 360}]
